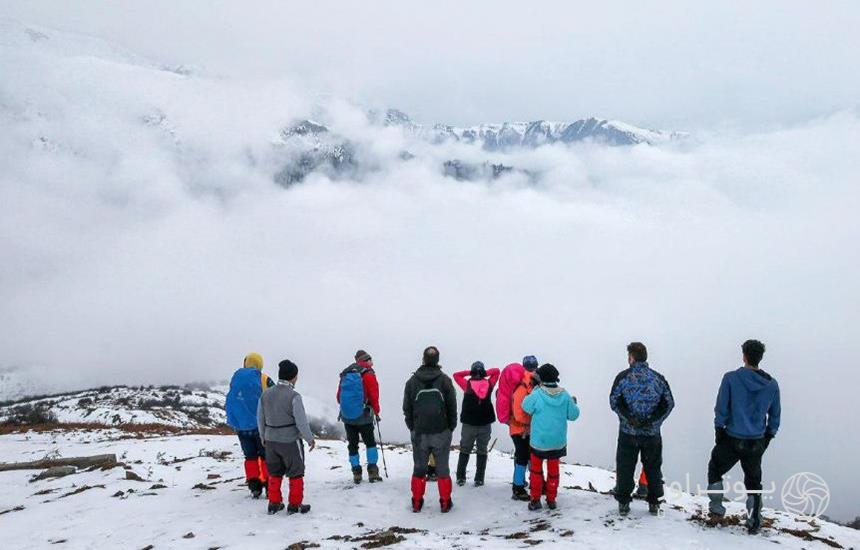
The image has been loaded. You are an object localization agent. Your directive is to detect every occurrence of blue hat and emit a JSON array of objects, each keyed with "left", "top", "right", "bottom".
[{"left": 522, "top": 355, "right": 538, "bottom": 371}]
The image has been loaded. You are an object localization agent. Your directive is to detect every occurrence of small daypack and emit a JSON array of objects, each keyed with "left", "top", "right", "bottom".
[
  {"left": 413, "top": 377, "right": 447, "bottom": 433},
  {"left": 339, "top": 365, "right": 367, "bottom": 421}
]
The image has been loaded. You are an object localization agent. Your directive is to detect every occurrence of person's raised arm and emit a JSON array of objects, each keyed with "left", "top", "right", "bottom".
[
  {"left": 452, "top": 370, "right": 470, "bottom": 392},
  {"left": 486, "top": 368, "right": 501, "bottom": 389}
]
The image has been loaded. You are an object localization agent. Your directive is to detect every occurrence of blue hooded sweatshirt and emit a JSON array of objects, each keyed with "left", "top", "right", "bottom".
[
  {"left": 521, "top": 384, "right": 580, "bottom": 452},
  {"left": 714, "top": 367, "right": 780, "bottom": 440}
]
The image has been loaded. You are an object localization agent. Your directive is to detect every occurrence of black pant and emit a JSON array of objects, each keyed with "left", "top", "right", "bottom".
[
  {"left": 237, "top": 430, "right": 265, "bottom": 460},
  {"left": 345, "top": 423, "right": 376, "bottom": 457},
  {"left": 615, "top": 432, "right": 664, "bottom": 504},
  {"left": 511, "top": 433, "right": 530, "bottom": 466},
  {"left": 708, "top": 436, "right": 767, "bottom": 491}
]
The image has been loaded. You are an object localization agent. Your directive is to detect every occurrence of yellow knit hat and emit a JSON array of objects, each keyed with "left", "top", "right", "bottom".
[{"left": 243, "top": 352, "right": 264, "bottom": 370}]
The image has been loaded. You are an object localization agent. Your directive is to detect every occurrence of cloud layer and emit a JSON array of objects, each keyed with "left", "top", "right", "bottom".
[{"left": 1, "top": 19, "right": 859, "bottom": 518}]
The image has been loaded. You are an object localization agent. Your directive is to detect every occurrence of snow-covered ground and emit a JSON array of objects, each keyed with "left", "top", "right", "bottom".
[{"left": 1, "top": 429, "right": 856, "bottom": 550}]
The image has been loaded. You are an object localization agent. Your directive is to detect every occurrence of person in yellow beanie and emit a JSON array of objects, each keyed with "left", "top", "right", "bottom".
[{"left": 226, "top": 352, "right": 274, "bottom": 498}]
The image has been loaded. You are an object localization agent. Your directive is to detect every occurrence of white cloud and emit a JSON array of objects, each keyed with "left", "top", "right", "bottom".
[{"left": 1, "top": 17, "right": 859, "bottom": 519}]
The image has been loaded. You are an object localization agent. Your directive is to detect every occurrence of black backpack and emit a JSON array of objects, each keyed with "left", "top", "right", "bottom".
[{"left": 413, "top": 377, "right": 448, "bottom": 434}]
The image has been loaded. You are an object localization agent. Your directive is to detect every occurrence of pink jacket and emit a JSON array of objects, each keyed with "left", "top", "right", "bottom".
[
  {"left": 453, "top": 368, "right": 501, "bottom": 399},
  {"left": 495, "top": 362, "right": 526, "bottom": 425}
]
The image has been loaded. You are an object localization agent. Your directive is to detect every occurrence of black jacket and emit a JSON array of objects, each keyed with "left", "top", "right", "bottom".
[{"left": 402, "top": 365, "right": 458, "bottom": 434}]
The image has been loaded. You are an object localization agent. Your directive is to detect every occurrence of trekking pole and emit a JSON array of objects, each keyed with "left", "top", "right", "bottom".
[{"left": 375, "top": 417, "right": 389, "bottom": 478}]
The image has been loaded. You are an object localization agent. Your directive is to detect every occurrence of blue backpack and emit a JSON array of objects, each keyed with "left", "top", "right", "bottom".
[{"left": 339, "top": 365, "right": 367, "bottom": 421}]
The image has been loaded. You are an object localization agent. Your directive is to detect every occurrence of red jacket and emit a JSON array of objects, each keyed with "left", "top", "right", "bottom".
[{"left": 336, "top": 360, "right": 380, "bottom": 415}]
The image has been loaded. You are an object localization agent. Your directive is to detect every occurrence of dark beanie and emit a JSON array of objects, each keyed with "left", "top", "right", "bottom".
[
  {"left": 535, "top": 363, "right": 559, "bottom": 384},
  {"left": 278, "top": 359, "right": 299, "bottom": 381},
  {"left": 523, "top": 355, "right": 538, "bottom": 372},
  {"left": 422, "top": 346, "right": 440, "bottom": 367},
  {"left": 470, "top": 361, "right": 487, "bottom": 379},
  {"left": 354, "top": 349, "right": 372, "bottom": 363}
]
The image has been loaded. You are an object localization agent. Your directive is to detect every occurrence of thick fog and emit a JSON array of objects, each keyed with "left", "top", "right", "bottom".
[
  {"left": 3, "top": 1, "right": 860, "bottom": 129},
  {"left": 1, "top": 12, "right": 859, "bottom": 520}
]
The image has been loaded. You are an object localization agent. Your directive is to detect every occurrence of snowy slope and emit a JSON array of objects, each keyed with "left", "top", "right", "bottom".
[
  {"left": 1, "top": 429, "right": 857, "bottom": 550},
  {"left": 0, "top": 385, "right": 342, "bottom": 437}
]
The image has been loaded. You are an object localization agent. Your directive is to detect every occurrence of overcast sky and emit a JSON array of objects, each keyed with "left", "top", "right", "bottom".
[{"left": 3, "top": 0, "right": 859, "bottom": 130}]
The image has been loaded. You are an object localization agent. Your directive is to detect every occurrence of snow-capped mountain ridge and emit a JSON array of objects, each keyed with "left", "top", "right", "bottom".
[{"left": 428, "top": 116, "right": 679, "bottom": 148}]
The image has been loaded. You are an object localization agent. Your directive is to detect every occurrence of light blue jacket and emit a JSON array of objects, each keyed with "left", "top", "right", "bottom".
[{"left": 521, "top": 385, "right": 580, "bottom": 452}]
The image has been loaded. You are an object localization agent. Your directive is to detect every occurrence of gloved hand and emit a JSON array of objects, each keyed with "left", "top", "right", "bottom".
[{"left": 715, "top": 427, "right": 728, "bottom": 445}]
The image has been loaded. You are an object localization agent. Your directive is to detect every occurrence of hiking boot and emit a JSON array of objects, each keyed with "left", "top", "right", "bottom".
[
  {"left": 707, "top": 482, "right": 727, "bottom": 517},
  {"left": 352, "top": 466, "right": 363, "bottom": 484},
  {"left": 440, "top": 499, "right": 453, "bottom": 513},
  {"left": 267, "top": 502, "right": 285, "bottom": 515},
  {"left": 287, "top": 503, "right": 311, "bottom": 515},
  {"left": 528, "top": 499, "right": 543, "bottom": 511},
  {"left": 618, "top": 502, "right": 631, "bottom": 516},
  {"left": 456, "top": 478, "right": 466, "bottom": 487},
  {"left": 746, "top": 494, "right": 763, "bottom": 535},
  {"left": 367, "top": 464, "right": 383, "bottom": 483},
  {"left": 412, "top": 498, "right": 424, "bottom": 513},
  {"left": 547, "top": 500, "right": 557, "bottom": 510},
  {"left": 512, "top": 485, "right": 530, "bottom": 501},
  {"left": 635, "top": 483, "right": 649, "bottom": 499},
  {"left": 248, "top": 478, "right": 263, "bottom": 499},
  {"left": 649, "top": 502, "right": 661, "bottom": 516},
  {"left": 474, "top": 454, "right": 487, "bottom": 487}
]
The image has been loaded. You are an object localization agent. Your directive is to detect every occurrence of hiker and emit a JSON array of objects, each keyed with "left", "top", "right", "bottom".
[
  {"left": 453, "top": 361, "right": 501, "bottom": 487},
  {"left": 610, "top": 342, "right": 675, "bottom": 516},
  {"left": 225, "top": 352, "right": 274, "bottom": 498},
  {"left": 258, "top": 359, "right": 316, "bottom": 515},
  {"left": 496, "top": 356, "right": 538, "bottom": 501},
  {"left": 336, "top": 350, "right": 382, "bottom": 484},
  {"left": 521, "top": 363, "right": 580, "bottom": 510},
  {"left": 403, "top": 346, "right": 458, "bottom": 513},
  {"left": 707, "top": 340, "right": 780, "bottom": 535}
]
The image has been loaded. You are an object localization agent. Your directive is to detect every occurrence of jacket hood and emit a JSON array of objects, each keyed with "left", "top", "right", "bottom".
[
  {"left": 736, "top": 366, "right": 775, "bottom": 392},
  {"left": 536, "top": 385, "right": 567, "bottom": 405},
  {"left": 468, "top": 378, "right": 491, "bottom": 400},
  {"left": 414, "top": 365, "right": 444, "bottom": 382},
  {"left": 501, "top": 363, "right": 525, "bottom": 386}
]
